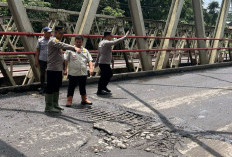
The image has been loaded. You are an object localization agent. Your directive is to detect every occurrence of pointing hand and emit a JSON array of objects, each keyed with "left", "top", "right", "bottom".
[{"left": 125, "top": 31, "right": 129, "bottom": 37}]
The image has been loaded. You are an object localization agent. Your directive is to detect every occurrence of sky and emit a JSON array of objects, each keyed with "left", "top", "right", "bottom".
[{"left": 203, "top": 0, "right": 222, "bottom": 8}]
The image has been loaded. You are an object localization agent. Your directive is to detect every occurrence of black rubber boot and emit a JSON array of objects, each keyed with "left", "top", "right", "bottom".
[
  {"left": 45, "top": 94, "right": 60, "bottom": 113},
  {"left": 53, "top": 92, "right": 64, "bottom": 110}
]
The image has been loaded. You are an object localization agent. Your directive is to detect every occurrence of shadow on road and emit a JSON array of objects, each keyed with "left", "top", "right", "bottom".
[
  {"left": 120, "top": 82, "right": 232, "bottom": 91},
  {"left": 196, "top": 73, "right": 232, "bottom": 84},
  {"left": 0, "top": 107, "right": 93, "bottom": 125},
  {"left": 0, "top": 139, "right": 26, "bottom": 157},
  {"left": 116, "top": 84, "right": 228, "bottom": 157}
]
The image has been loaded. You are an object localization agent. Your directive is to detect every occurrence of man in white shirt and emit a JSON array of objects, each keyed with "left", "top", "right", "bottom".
[{"left": 64, "top": 36, "right": 93, "bottom": 107}]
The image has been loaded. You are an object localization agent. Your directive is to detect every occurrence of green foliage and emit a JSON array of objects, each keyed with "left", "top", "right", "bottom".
[
  {"left": 0, "top": 0, "right": 221, "bottom": 28},
  {"left": 48, "top": 0, "right": 83, "bottom": 11},
  {"left": 140, "top": 0, "right": 171, "bottom": 20},
  {"left": 180, "top": 0, "right": 194, "bottom": 24},
  {"left": 102, "top": 6, "right": 125, "bottom": 17},
  {"left": 204, "top": 1, "right": 219, "bottom": 26},
  {"left": 22, "top": 0, "right": 51, "bottom": 7}
]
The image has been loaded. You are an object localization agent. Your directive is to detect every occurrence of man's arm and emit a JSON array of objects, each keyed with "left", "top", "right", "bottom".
[
  {"left": 111, "top": 57, "right": 114, "bottom": 69},
  {"left": 104, "top": 31, "right": 129, "bottom": 46},
  {"left": 94, "top": 51, "right": 100, "bottom": 68},
  {"left": 103, "top": 36, "right": 127, "bottom": 46},
  {"left": 63, "top": 51, "right": 70, "bottom": 75},
  {"left": 64, "top": 60, "right": 68, "bottom": 75},
  {"left": 86, "top": 50, "right": 94, "bottom": 75},
  {"left": 49, "top": 39, "right": 81, "bottom": 52},
  {"left": 35, "top": 48, "right": 40, "bottom": 67},
  {"left": 88, "top": 61, "right": 93, "bottom": 76},
  {"left": 35, "top": 39, "right": 40, "bottom": 67}
]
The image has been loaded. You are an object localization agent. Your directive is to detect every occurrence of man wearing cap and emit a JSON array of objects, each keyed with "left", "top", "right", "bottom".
[
  {"left": 95, "top": 31, "right": 129, "bottom": 95},
  {"left": 35, "top": 27, "right": 52, "bottom": 94},
  {"left": 45, "top": 26, "right": 81, "bottom": 113}
]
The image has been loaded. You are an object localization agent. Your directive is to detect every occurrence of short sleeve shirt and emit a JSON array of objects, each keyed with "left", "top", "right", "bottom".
[
  {"left": 36, "top": 37, "right": 50, "bottom": 62},
  {"left": 64, "top": 47, "right": 93, "bottom": 76}
]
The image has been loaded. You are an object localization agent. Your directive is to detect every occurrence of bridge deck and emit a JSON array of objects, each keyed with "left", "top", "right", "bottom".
[{"left": 0, "top": 66, "right": 232, "bottom": 156}]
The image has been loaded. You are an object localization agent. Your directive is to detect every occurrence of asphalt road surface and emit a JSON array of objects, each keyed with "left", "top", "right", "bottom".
[{"left": 0, "top": 66, "right": 232, "bottom": 157}]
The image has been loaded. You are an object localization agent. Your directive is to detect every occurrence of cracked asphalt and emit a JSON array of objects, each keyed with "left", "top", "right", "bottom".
[{"left": 1, "top": 66, "right": 232, "bottom": 157}]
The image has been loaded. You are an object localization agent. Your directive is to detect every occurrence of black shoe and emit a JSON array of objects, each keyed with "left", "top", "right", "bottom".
[
  {"left": 97, "top": 90, "right": 109, "bottom": 95},
  {"left": 39, "top": 88, "right": 45, "bottom": 94},
  {"left": 103, "top": 88, "right": 111, "bottom": 93}
]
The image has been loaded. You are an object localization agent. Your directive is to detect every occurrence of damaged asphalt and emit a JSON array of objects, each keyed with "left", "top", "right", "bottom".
[{"left": 1, "top": 66, "right": 232, "bottom": 156}]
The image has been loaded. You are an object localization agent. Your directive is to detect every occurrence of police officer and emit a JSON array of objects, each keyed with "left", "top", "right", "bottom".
[
  {"left": 64, "top": 35, "right": 93, "bottom": 107},
  {"left": 35, "top": 27, "right": 52, "bottom": 94},
  {"left": 45, "top": 26, "right": 81, "bottom": 113},
  {"left": 95, "top": 31, "right": 129, "bottom": 95}
]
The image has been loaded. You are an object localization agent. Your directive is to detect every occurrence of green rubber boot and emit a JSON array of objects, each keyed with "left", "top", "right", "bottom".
[
  {"left": 45, "top": 94, "right": 60, "bottom": 113},
  {"left": 53, "top": 92, "right": 64, "bottom": 110}
]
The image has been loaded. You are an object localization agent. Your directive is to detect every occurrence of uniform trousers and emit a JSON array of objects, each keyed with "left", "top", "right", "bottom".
[
  {"left": 67, "top": 75, "right": 87, "bottom": 96},
  {"left": 46, "top": 70, "right": 63, "bottom": 94},
  {"left": 98, "top": 64, "right": 113, "bottom": 91},
  {"left": 39, "top": 60, "right": 47, "bottom": 88}
]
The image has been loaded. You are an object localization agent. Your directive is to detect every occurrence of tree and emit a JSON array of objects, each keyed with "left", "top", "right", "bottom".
[
  {"left": 180, "top": 0, "right": 194, "bottom": 24},
  {"left": 46, "top": 0, "right": 83, "bottom": 11},
  {"left": 204, "top": 1, "right": 219, "bottom": 26}
]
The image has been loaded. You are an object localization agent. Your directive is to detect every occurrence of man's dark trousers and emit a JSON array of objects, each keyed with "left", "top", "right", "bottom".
[
  {"left": 67, "top": 75, "right": 87, "bottom": 97},
  {"left": 39, "top": 60, "right": 47, "bottom": 91},
  {"left": 98, "top": 64, "right": 113, "bottom": 91},
  {"left": 46, "top": 70, "right": 62, "bottom": 94}
]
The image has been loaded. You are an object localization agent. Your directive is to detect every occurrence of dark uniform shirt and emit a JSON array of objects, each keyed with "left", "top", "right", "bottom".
[
  {"left": 47, "top": 38, "right": 75, "bottom": 71},
  {"left": 96, "top": 36, "right": 126, "bottom": 65}
]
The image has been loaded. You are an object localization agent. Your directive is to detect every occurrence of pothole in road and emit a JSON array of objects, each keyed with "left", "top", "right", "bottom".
[{"left": 74, "top": 104, "right": 183, "bottom": 156}]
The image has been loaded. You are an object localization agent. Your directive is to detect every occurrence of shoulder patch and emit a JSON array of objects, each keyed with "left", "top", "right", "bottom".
[
  {"left": 55, "top": 38, "right": 60, "bottom": 42},
  {"left": 82, "top": 48, "right": 87, "bottom": 53}
]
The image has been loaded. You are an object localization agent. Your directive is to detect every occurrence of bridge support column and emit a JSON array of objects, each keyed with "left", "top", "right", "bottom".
[
  {"left": 192, "top": 0, "right": 208, "bottom": 65},
  {"left": 0, "top": 57, "right": 16, "bottom": 86},
  {"left": 155, "top": 0, "right": 184, "bottom": 70},
  {"left": 209, "top": 0, "right": 231, "bottom": 64},
  {"left": 128, "top": 0, "right": 152, "bottom": 71},
  {"left": 7, "top": 0, "right": 39, "bottom": 81},
  {"left": 71, "top": 0, "right": 100, "bottom": 46}
]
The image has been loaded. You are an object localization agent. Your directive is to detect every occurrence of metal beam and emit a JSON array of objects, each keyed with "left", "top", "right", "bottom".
[
  {"left": 7, "top": 0, "right": 39, "bottom": 81},
  {"left": 0, "top": 58, "right": 16, "bottom": 86},
  {"left": 209, "top": 0, "right": 231, "bottom": 64},
  {"left": 71, "top": 0, "right": 100, "bottom": 45},
  {"left": 192, "top": 0, "right": 208, "bottom": 64},
  {"left": 155, "top": 0, "right": 184, "bottom": 70},
  {"left": 0, "top": 2, "right": 115, "bottom": 19},
  {"left": 128, "top": 0, "right": 152, "bottom": 71}
]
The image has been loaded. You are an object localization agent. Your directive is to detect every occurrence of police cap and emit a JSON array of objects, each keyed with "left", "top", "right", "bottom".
[
  {"left": 104, "top": 31, "right": 112, "bottom": 37},
  {"left": 55, "top": 26, "right": 65, "bottom": 33}
]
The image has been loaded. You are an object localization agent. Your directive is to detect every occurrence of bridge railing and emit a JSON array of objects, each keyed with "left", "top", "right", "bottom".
[{"left": 0, "top": 31, "right": 232, "bottom": 86}]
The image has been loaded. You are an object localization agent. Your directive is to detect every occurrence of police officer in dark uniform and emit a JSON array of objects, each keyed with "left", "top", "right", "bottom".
[
  {"left": 95, "top": 31, "right": 129, "bottom": 95},
  {"left": 45, "top": 26, "right": 81, "bottom": 113}
]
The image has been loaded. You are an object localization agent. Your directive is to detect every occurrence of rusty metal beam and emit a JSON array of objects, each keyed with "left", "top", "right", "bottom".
[
  {"left": 128, "top": 0, "right": 152, "bottom": 71},
  {"left": 192, "top": 0, "right": 208, "bottom": 64},
  {"left": 155, "top": 0, "right": 184, "bottom": 70},
  {"left": 209, "top": 0, "right": 231, "bottom": 64},
  {"left": 71, "top": 0, "right": 100, "bottom": 46},
  {"left": 7, "top": 0, "right": 39, "bottom": 82},
  {"left": 0, "top": 58, "right": 16, "bottom": 86}
]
